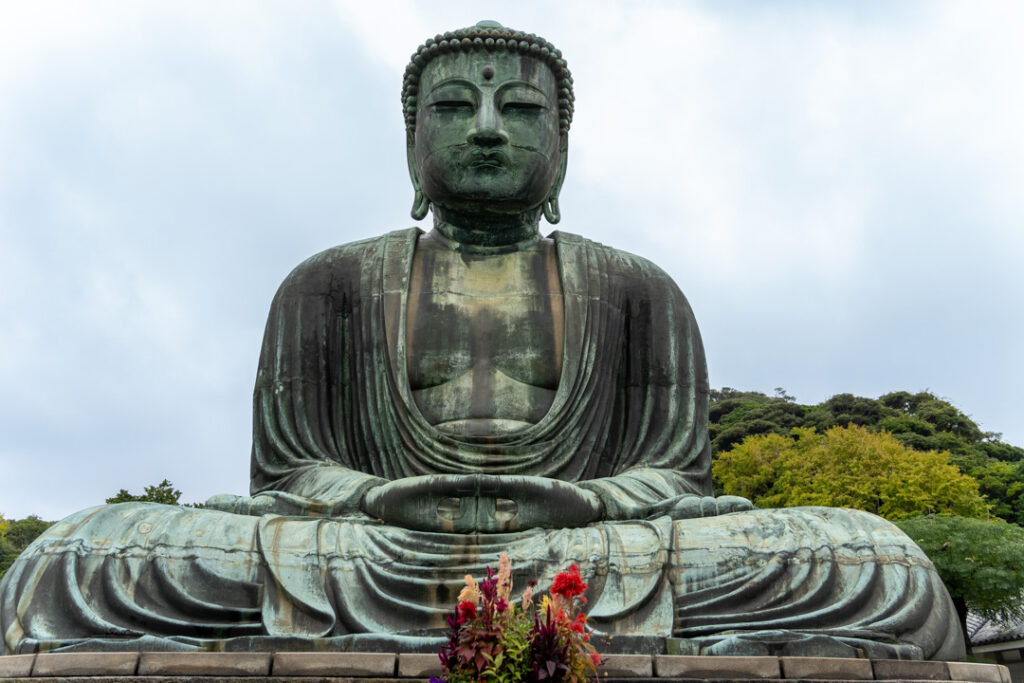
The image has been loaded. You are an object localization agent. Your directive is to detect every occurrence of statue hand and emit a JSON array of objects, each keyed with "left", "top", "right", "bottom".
[
  {"left": 361, "top": 474, "right": 602, "bottom": 533},
  {"left": 646, "top": 494, "right": 754, "bottom": 520}
]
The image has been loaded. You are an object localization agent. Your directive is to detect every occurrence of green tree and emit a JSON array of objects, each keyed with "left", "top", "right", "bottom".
[
  {"left": 106, "top": 479, "right": 182, "bottom": 505},
  {"left": 3, "top": 515, "right": 53, "bottom": 548},
  {"left": 709, "top": 388, "right": 806, "bottom": 454},
  {"left": 710, "top": 389, "right": 1024, "bottom": 525},
  {"left": 0, "top": 515, "right": 11, "bottom": 581},
  {"left": 803, "top": 393, "right": 889, "bottom": 431},
  {"left": 0, "top": 539, "right": 16, "bottom": 582},
  {"left": 971, "top": 460, "right": 1024, "bottom": 525},
  {"left": 0, "top": 515, "right": 54, "bottom": 581},
  {"left": 895, "top": 515, "right": 1024, "bottom": 645},
  {"left": 713, "top": 425, "right": 989, "bottom": 520}
]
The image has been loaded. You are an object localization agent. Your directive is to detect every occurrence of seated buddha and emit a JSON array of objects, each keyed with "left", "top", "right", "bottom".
[{"left": 0, "top": 22, "right": 964, "bottom": 660}]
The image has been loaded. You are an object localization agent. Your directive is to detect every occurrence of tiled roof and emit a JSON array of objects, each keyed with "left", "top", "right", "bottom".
[{"left": 969, "top": 613, "right": 1024, "bottom": 646}]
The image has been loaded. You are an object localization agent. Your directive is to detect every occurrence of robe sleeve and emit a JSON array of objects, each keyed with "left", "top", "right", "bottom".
[
  {"left": 576, "top": 251, "right": 713, "bottom": 517},
  {"left": 249, "top": 248, "right": 386, "bottom": 508},
  {"left": 579, "top": 467, "right": 708, "bottom": 519}
]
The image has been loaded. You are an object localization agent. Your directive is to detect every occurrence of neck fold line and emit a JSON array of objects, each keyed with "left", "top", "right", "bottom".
[{"left": 431, "top": 208, "right": 542, "bottom": 252}]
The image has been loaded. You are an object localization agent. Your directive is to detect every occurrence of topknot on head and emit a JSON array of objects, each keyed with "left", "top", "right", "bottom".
[{"left": 402, "top": 20, "right": 575, "bottom": 136}]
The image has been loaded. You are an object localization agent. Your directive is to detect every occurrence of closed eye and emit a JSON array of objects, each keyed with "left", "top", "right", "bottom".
[
  {"left": 502, "top": 102, "right": 544, "bottom": 113},
  {"left": 433, "top": 101, "right": 474, "bottom": 110}
]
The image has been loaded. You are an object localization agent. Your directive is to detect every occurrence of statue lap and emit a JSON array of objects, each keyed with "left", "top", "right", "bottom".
[{"left": 1, "top": 502, "right": 962, "bottom": 659}]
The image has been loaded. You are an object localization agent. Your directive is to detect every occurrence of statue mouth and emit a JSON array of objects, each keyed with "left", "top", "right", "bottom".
[{"left": 466, "top": 149, "right": 509, "bottom": 169}]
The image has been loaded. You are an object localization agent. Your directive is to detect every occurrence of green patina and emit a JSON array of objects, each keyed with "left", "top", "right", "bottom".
[{"left": 0, "top": 22, "right": 965, "bottom": 661}]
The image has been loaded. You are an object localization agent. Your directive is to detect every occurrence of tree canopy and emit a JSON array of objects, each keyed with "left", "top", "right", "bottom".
[
  {"left": 105, "top": 479, "right": 183, "bottom": 505},
  {"left": 713, "top": 425, "right": 989, "bottom": 520},
  {"left": 0, "top": 515, "right": 54, "bottom": 580},
  {"left": 710, "top": 389, "right": 1024, "bottom": 525},
  {"left": 895, "top": 515, "right": 1024, "bottom": 641}
]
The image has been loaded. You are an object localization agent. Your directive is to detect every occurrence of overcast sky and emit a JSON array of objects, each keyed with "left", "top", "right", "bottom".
[{"left": 2, "top": 1, "right": 1022, "bottom": 520}]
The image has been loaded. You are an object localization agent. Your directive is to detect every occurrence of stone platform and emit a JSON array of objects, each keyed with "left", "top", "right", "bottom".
[{"left": 0, "top": 653, "right": 1011, "bottom": 683}]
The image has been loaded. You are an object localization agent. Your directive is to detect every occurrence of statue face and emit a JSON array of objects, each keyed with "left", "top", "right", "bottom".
[{"left": 413, "top": 50, "right": 562, "bottom": 215}]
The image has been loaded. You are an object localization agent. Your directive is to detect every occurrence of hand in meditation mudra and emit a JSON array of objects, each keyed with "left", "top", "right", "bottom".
[{"left": 1, "top": 22, "right": 964, "bottom": 660}]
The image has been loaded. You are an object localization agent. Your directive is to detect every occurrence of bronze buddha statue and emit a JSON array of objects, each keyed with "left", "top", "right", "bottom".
[{"left": 0, "top": 22, "right": 964, "bottom": 660}]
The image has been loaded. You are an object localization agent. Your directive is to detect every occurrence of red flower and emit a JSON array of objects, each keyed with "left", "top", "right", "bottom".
[
  {"left": 550, "top": 564, "right": 587, "bottom": 599},
  {"left": 590, "top": 651, "right": 602, "bottom": 667},
  {"left": 570, "top": 613, "right": 587, "bottom": 634},
  {"left": 457, "top": 601, "right": 477, "bottom": 623}
]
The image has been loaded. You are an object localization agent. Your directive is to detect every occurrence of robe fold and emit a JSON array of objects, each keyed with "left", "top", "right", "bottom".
[{"left": 0, "top": 230, "right": 964, "bottom": 660}]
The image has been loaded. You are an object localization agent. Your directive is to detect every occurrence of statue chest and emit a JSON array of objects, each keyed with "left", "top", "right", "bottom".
[{"left": 405, "top": 238, "right": 564, "bottom": 437}]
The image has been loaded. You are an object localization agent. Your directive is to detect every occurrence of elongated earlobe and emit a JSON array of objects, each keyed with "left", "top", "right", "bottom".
[
  {"left": 543, "top": 135, "right": 568, "bottom": 225},
  {"left": 543, "top": 196, "right": 561, "bottom": 224},
  {"left": 411, "top": 189, "right": 430, "bottom": 220}
]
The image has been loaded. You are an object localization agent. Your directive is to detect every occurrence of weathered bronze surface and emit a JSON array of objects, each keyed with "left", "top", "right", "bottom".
[{"left": 0, "top": 21, "right": 965, "bottom": 660}]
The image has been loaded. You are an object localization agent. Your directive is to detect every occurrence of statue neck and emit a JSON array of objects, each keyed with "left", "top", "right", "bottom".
[{"left": 431, "top": 207, "right": 542, "bottom": 250}]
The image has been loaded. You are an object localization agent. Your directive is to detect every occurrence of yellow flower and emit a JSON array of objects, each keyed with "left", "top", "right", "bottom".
[{"left": 457, "top": 573, "right": 481, "bottom": 605}]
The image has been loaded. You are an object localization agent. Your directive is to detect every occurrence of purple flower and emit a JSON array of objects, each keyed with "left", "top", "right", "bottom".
[{"left": 480, "top": 566, "right": 498, "bottom": 602}]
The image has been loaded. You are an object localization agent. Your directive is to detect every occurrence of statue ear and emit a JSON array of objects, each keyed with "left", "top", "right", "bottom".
[
  {"left": 543, "top": 134, "right": 568, "bottom": 225},
  {"left": 407, "top": 136, "right": 429, "bottom": 221}
]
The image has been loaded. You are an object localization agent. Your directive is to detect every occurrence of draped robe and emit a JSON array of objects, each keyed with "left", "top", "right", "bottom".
[{"left": 0, "top": 230, "right": 964, "bottom": 659}]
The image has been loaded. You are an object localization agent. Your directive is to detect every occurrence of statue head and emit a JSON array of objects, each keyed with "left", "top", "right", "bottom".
[{"left": 403, "top": 22, "right": 574, "bottom": 226}]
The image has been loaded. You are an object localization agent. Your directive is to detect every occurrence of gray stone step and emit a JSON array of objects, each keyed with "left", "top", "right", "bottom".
[{"left": 0, "top": 652, "right": 1011, "bottom": 683}]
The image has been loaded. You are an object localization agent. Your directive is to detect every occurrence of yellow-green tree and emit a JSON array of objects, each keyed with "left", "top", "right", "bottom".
[{"left": 713, "top": 425, "right": 989, "bottom": 520}]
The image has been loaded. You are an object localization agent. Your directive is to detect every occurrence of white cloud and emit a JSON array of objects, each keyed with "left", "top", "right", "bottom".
[{"left": 332, "top": 0, "right": 434, "bottom": 73}]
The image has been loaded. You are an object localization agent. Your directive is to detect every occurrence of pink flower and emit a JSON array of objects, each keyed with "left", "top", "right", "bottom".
[
  {"left": 590, "top": 652, "right": 602, "bottom": 667},
  {"left": 521, "top": 586, "right": 534, "bottom": 610}
]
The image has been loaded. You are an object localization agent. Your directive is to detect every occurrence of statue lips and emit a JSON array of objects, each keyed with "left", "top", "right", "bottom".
[{"left": 465, "top": 148, "right": 509, "bottom": 170}]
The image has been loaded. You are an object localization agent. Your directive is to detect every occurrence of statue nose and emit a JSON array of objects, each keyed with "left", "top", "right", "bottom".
[
  {"left": 468, "top": 127, "right": 509, "bottom": 147},
  {"left": 467, "top": 103, "right": 509, "bottom": 147}
]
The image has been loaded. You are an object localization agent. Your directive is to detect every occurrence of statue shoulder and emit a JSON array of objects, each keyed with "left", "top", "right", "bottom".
[
  {"left": 555, "top": 231, "right": 688, "bottom": 300},
  {"left": 274, "top": 229, "right": 418, "bottom": 299}
]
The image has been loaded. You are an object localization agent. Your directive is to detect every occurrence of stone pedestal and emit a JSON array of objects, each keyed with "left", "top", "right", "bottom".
[{"left": 0, "top": 652, "right": 1011, "bottom": 683}]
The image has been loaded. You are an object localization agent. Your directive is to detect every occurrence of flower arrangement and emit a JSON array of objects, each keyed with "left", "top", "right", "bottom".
[{"left": 434, "top": 554, "right": 602, "bottom": 683}]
